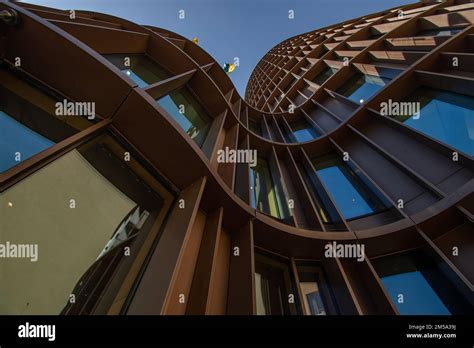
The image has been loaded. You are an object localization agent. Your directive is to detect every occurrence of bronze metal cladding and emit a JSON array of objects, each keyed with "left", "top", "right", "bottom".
[{"left": 0, "top": 0, "right": 472, "bottom": 315}]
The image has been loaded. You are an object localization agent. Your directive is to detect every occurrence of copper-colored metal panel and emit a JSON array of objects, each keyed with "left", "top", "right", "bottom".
[
  {"left": 162, "top": 209, "right": 207, "bottom": 315},
  {"left": 217, "top": 124, "right": 239, "bottom": 189},
  {"left": 206, "top": 227, "right": 231, "bottom": 314},
  {"left": 186, "top": 207, "right": 224, "bottom": 314},
  {"left": 3, "top": 3, "right": 133, "bottom": 118},
  {"left": 227, "top": 221, "right": 256, "bottom": 314},
  {"left": 49, "top": 20, "right": 150, "bottom": 54},
  {"left": 2, "top": 1, "right": 472, "bottom": 317}
]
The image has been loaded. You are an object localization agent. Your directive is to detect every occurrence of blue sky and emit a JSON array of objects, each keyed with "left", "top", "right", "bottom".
[{"left": 23, "top": 0, "right": 415, "bottom": 97}]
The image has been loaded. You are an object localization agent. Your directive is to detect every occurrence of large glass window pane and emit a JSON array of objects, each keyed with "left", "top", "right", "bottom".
[
  {"left": 304, "top": 287, "right": 326, "bottom": 315},
  {"left": 372, "top": 250, "right": 472, "bottom": 315},
  {"left": 298, "top": 161, "right": 344, "bottom": 229},
  {"left": 290, "top": 119, "right": 320, "bottom": 142},
  {"left": 0, "top": 133, "right": 172, "bottom": 314},
  {"left": 0, "top": 111, "right": 53, "bottom": 172},
  {"left": 104, "top": 54, "right": 170, "bottom": 87},
  {"left": 255, "top": 272, "right": 270, "bottom": 315},
  {"left": 0, "top": 68, "right": 94, "bottom": 173},
  {"left": 297, "top": 265, "right": 336, "bottom": 315},
  {"left": 396, "top": 87, "right": 474, "bottom": 156},
  {"left": 255, "top": 253, "right": 296, "bottom": 315},
  {"left": 313, "top": 156, "right": 389, "bottom": 220},
  {"left": 338, "top": 73, "right": 391, "bottom": 103},
  {"left": 250, "top": 157, "right": 290, "bottom": 220},
  {"left": 251, "top": 158, "right": 281, "bottom": 218},
  {"left": 157, "top": 88, "right": 212, "bottom": 146}
]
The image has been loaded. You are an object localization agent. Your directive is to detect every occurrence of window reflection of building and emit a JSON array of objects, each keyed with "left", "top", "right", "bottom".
[{"left": 0, "top": 133, "right": 174, "bottom": 314}]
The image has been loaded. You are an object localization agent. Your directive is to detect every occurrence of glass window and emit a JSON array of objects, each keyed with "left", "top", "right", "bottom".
[
  {"left": 301, "top": 282, "right": 326, "bottom": 315},
  {"left": 255, "top": 253, "right": 296, "bottom": 315},
  {"left": 338, "top": 73, "right": 391, "bottom": 103},
  {"left": 250, "top": 157, "right": 290, "bottom": 220},
  {"left": 313, "top": 67, "right": 338, "bottom": 85},
  {"left": 157, "top": 88, "right": 212, "bottom": 147},
  {"left": 0, "top": 111, "right": 54, "bottom": 172},
  {"left": 0, "top": 68, "right": 94, "bottom": 173},
  {"left": 312, "top": 156, "right": 389, "bottom": 220},
  {"left": 104, "top": 54, "right": 170, "bottom": 87},
  {"left": 282, "top": 78, "right": 298, "bottom": 93},
  {"left": 396, "top": 87, "right": 474, "bottom": 156},
  {"left": 298, "top": 161, "right": 345, "bottom": 230},
  {"left": 293, "top": 93, "right": 307, "bottom": 107},
  {"left": 0, "top": 133, "right": 172, "bottom": 314},
  {"left": 416, "top": 27, "right": 465, "bottom": 37},
  {"left": 372, "top": 250, "right": 472, "bottom": 315},
  {"left": 255, "top": 272, "right": 270, "bottom": 315},
  {"left": 248, "top": 119, "right": 261, "bottom": 135},
  {"left": 290, "top": 119, "right": 320, "bottom": 142}
]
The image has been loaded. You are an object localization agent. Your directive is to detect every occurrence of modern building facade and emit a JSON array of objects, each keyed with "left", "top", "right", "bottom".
[{"left": 0, "top": 0, "right": 472, "bottom": 315}]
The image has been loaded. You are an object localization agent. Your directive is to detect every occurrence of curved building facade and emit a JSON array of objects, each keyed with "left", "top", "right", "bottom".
[{"left": 0, "top": 0, "right": 472, "bottom": 315}]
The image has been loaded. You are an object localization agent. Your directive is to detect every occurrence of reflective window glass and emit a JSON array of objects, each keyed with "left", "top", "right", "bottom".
[
  {"left": 0, "top": 68, "right": 94, "bottom": 172},
  {"left": 338, "top": 73, "right": 391, "bottom": 103},
  {"left": 104, "top": 54, "right": 170, "bottom": 87},
  {"left": 397, "top": 87, "right": 474, "bottom": 156},
  {"left": 313, "top": 156, "right": 389, "bottom": 220},
  {"left": 157, "top": 88, "right": 212, "bottom": 146}
]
